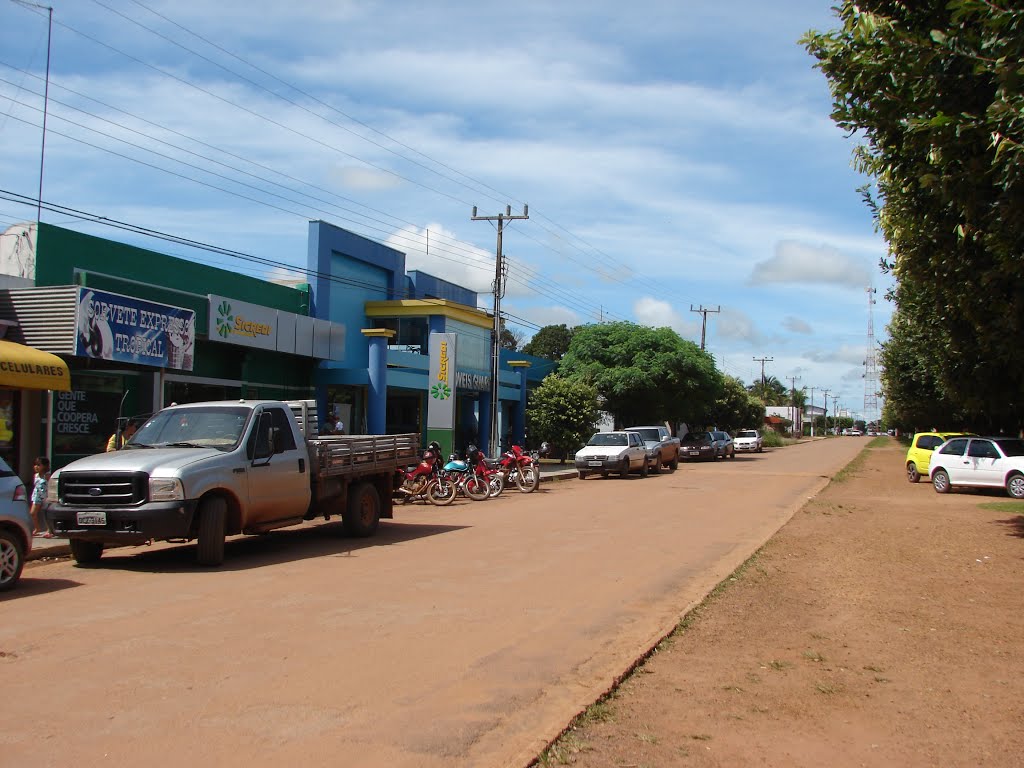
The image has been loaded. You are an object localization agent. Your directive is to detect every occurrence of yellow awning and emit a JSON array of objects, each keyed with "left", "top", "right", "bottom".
[{"left": 0, "top": 340, "right": 71, "bottom": 391}]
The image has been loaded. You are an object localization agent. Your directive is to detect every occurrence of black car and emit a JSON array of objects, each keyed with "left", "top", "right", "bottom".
[{"left": 679, "top": 431, "right": 717, "bottom": 461}]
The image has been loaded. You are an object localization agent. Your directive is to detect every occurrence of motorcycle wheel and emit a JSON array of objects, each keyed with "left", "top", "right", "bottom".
[
  {"left": 515, "top": 464, "right": 539, "bottom": 493},
  {"left": 488, "top": 473, "right": 504, "bottom": 498},
  {"left": 427, "top": 477, "right": 457, "bottom": 506},
  {"left": 463, "top": 475, "right": 491, "bottom": 501}
]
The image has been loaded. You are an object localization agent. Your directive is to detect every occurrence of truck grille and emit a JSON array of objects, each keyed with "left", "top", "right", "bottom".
[{"left": 58, "top": 471, "right": 149, "bottom": 507}]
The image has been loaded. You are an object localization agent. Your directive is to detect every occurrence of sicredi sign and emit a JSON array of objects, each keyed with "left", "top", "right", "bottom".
[{"left": 207, "top": 294, "right": 278, "bottom": 351}]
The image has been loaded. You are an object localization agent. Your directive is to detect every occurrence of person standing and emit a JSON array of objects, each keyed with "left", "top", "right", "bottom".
[
  {"left": 106, "top": 419, "right": 137, "bottom": 452},
  {"left": 30, "top": 456, "right": 51, "bottom": 538}
]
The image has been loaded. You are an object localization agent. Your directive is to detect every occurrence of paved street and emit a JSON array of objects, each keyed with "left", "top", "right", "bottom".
[{"left": 1, "top": 438, "right": 865, "bottom": 768}]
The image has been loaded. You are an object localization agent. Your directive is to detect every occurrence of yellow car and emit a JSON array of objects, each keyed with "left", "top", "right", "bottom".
[{"left": 905, "top": 431, "right": 974, "bottom": 483}]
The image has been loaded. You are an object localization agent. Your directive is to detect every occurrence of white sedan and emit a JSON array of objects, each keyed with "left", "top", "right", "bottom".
[
  {"left": 733, "top": 429, "right": 763, "bottom": 453},
  {"left": 928, "top": 436, "right": 1024, "bottom": 498},
  {"left": 574, "top": 431, "right": 649, "bottom": 479}
]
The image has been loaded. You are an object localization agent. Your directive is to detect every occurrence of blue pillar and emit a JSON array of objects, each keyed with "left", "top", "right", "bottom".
[
  {"left": 509, "top": 361, "right": 531, "bottom": 447},
  {"left": 479, "top": 389, "right": 492, "bottom": 457},
  {"left": 362, "top": 329, "right": 395, "bottom": 435}
]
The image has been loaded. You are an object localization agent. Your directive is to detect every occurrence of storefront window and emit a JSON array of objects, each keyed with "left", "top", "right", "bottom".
[{"left": 53, "top": 374, "right": 127, "bottom": 461}]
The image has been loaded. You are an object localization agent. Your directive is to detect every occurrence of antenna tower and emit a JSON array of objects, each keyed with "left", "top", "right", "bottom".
[{"left": 863, "top": 286, "right": 880, "bottom": 426}]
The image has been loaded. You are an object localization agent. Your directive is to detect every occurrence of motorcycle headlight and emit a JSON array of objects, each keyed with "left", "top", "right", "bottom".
[{"left": 149, "top": 477, "right": 185, "bottom": 502}]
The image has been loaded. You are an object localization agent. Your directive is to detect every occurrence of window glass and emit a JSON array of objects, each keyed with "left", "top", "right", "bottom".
[
  {"left": 939, "top": 438, "right": 968, "bottom": 456},
  {"left": 918, "top": 435, "right": 940, "bottom": 450},
  {"left": 995, "top": 438, "right": 1024, "bottom": 457},
  {"left": 268, "top": 407, "right": 297, "bottom": 452},
  {"left": 968, "top": 440, "right": 998, "bottom": 459}
]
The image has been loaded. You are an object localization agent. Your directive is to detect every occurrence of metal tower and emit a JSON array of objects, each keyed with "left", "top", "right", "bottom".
[{"left": 863, "top": 286, "right": 880, "bottom": 426}]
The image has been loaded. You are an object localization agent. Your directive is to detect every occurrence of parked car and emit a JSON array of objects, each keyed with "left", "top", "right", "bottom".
[
  {"left": 905, "top": 431, "right": 974, "bottom": 483},
  {"left": 574, "top": 431, "right": 649, "bottom": 479},
  {"left": 679, "top": 432, "right": 717, "bottom": 462},
  {"left": 733, "top": 429, "right": 763, "bottom": 453},
  {"left": 711, "top": 431, "right": 735, "bottom": 459},
  {"left": 624, "top": 425, "right": 680, "bottom": 473},
  {"left": 928, "top": 436, "right": 1024, "bottom": 498},
  {"left": 0, "top": 456, "right": 32, "bottom": 591}
]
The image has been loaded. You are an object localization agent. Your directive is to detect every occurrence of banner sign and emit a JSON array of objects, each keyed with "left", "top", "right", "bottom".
[
  {"left": 75, "top": 287, "right": 196, "bottom": 371},
  {"left": 426, "top": 332, "right": 457, "bottom": 430},
  {"left": 207, "top": 294, "right": 279, "bottom": 351},
  {"left": 455, "top": 370, "right": 490, "bottom": 392}
]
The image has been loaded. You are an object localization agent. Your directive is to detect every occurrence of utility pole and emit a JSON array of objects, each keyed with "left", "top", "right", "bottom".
[
  {"left": 787, "top": 375, "right": 801, "bottom": 436},
  {"left": 808, "top": 386, "right": 816, "bottom": 437},
  {"left": 689, "top": 305, "right": 720, "bottom": 351},
  {"left": 753, "top": 356, "right": 774, "bottom": 388},
  {"left": 821, "top": 390, "right": 831, "bottom": 436},
  {"left": 472, "top": 204, "right": 529, "bottom": 457}
]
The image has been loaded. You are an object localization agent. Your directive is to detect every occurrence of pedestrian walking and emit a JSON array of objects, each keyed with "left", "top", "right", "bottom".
[{"left": 30, "top": 456, "right": 51, "bottom": 538}]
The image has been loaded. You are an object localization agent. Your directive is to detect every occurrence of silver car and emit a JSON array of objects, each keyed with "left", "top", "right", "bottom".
[{"left": 0, "top": 456, "right": 32, "bottom": 591}]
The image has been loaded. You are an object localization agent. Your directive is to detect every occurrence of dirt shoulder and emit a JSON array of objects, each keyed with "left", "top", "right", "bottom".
[{"left": 536, "top": 438, "right": 1024, "bottom": 767}]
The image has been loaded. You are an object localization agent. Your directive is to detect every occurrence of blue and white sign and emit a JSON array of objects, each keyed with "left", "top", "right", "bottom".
[{"left": 75, "top": 287, "right": 196, "bottom": 371}]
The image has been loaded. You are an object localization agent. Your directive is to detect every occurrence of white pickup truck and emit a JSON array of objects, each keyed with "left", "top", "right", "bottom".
[{"left": 44, "top": 400, "right": 418, "bottom": 567}]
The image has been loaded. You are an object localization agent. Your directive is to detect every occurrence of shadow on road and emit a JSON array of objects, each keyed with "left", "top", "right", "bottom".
[
  {"left": 67, "top": 519, "right": 470, "bottom": 574},
  {"left": 0, "top": 576, "right": 83, "bottom": 602}
]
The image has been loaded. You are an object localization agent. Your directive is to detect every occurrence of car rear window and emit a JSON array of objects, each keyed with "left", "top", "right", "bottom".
[
  {"left": 737, "top": 431, "right": 757, "bottom": 438},
  {"left": 995, "top": 438, "right": 1024, "bottom": 457}
]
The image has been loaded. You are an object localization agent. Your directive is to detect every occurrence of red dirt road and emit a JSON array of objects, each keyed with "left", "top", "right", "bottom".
[{"left": 1, "top": 438, "right": 864, "bottom": 768}]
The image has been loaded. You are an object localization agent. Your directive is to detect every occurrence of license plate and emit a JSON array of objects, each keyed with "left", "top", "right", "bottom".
[
  {"left": 689, "top": 451, "right": 700, "bottom": 456},
  {"left": 587, "top": 460, "right": 602, "bottom": 467},
  {"left": 76, "top": 511, "right": 107, "bottom": 526}
]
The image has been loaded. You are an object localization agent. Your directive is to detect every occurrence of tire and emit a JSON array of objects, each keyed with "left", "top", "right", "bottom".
[
  {"left": 620, "top": 458, "right": 630, "bottom": 479},
  {"left": 515, "top": 465, "right": 539, "bottom": 493},
  {"left": 69, "top": 538, "right": 104, "bottom": 566},
  {"left": 650, "top": 457, "right": 661, "bottom": 475},
  {"left": 669, "top": 456, "right": 678, "bottom": 472},
  {"left": 196, "top": 496, "right": 227, "bottom": 566},
  {"left": 757, "top": 445, "right": 763, "bottom": 453},
  {"left": 600, "top": 471, "right": 609, "bottom": 478},
  {"left": 488, "top": 473, "right": 505, "bottom": 497},
  {"left": 932, "top": 468, "right": 951, "bottom": 494},
  {"left": 577, "top": 470, "right": 588, "bottom": 480},
  {"left": 640, "top": 459, "right": 649, "bottom": 478},
  {"left": 728, "top": 448, "right": 736, "bottom": 459},
  {"left": 343, "top": 481, "right": 381, "bottom": 536},
  {"left": 463, "top": 475, "right": 491, "bottom": 501},
  {"left": 1006, "top": 472, "right": 1024, "bottom": 500},
  {"left": 0, "top": 529, "right": 25, "bottom": 591},
  {"left": 427, "top": 477, "right": 456, "bottom": 506},
  {"left": 906, "top": 462, "right": 921, "bottom": 483}
]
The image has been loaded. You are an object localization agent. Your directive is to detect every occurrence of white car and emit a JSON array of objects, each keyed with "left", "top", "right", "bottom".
[
  {"left": 733, "top": 429, "right": 763, "bottom": 453},
  {"left": 574, "top": 431, "right": 649, "bottom": 479},
  {"left": 0, "top": 456, "right": 32, "bottom": 591},
  {"left": 928, "top": 436, "right": 1024, "bottom": 498}
]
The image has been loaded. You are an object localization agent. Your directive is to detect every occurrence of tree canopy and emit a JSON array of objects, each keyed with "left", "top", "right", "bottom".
[
  {"left": 556, "top": 321, "right": 721, "bottom": 426},
  {"left": 521, "top": 324, "right": 574, "bottom": 360},
  {"left": 709, "top": 376, "right": 765, "bottom": 434},
  {"left": 525, "top": 374, "right": 599, "bottom": 461},
  {"left": 804, "top": 1, "right": 1024, "bottom": 431}
]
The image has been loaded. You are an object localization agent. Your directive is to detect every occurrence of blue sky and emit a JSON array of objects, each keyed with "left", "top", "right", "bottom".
[{"left": 0, "top": 0, "right": 892, "bottom": 421}]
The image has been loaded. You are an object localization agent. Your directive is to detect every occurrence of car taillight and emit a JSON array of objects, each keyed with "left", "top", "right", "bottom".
[{"left": 13, "top": 484, "right": 27, "bottom": 502}]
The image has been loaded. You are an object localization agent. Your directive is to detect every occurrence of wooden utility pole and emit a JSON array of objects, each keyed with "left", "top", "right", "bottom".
[
  {"left": 689, "top": 305, "right": 720, "bottom": 351},
  {"left": 472, "top": 204, "right": 529, "bottom": 457},
  {"left": 753, "top": 356, "right": 774, "bottom": 388}
]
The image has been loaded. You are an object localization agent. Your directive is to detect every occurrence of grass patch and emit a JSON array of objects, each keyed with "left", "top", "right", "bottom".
[
  {"left": 536, "top": 733, "right": 587, "bottom": 766},
  {"left": 802, "top": 650, "right": 825, "bottom": 662},
  {"left": 767, "top": 660, "right": 792, "bottom": 671},
  {"left": 978, "top": 501, "right": 1024, "bottom": 514},
  {"left": 863, "top": 665, "right": 884, "bottom": 673},
  {"left": 867, "top": 436, "right": 890, "bottom": 448},
  {"left": 691, "top": 734, "right": 713, "bottom": 741},
  {"left": 636, "top": 732, "right": 659, "bottom": 744},
  {"left": 831, "top": 448, "right": 871, "bottom": 484},
  {"left": 815, "top": 682, "right": 840, "bottom": 695}
]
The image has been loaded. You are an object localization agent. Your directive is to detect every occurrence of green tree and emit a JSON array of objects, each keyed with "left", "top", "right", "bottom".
[
  {"left": 748, "top": 376, "right": 788, "bottom": 406},
  {"left": 804, "top": 2, "right": 1024, "bottom": 431},
  {"left": 708, "top": 376, "right": 765, "bottom": 433},
  {"left": 557, "top": 321, "right": 721, "bottom": 426},
  {"left": 525, "top": 375, "right": 599, "bottom": 462},
  {"left": 521, "top": 324, "right": 574, "bottom": 360}
]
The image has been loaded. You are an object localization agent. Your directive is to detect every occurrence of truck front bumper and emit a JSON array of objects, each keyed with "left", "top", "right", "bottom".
[
  {"left": 45, "top": 500, "right": 201, "bottom": 543},
  {"left": 574, "top": 456, "right": 629, "bottom": 471}
]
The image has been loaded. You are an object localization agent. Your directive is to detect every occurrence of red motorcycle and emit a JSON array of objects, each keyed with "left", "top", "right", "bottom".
[
  {"left": 499, "top": 444, "right": 540, "bottom": 493},
  {"left": 466, "top": 445, "right": 506, "bottom": 498},
  {"left": 394, "top": 442, "right": 456, "bottom": 506}
]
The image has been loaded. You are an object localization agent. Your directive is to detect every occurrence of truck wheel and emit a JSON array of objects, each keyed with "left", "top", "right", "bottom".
[
  {"left": 650, "top": 457, "right": 661, "bottom": 475},
  {"left": 577, "top": 470, "right": 588, "bottom": 480},
  {"left": 620, "top": 458, "right": 630, "bottom": 479},
  {"left": 196, "top": 496, "right": 226, "bottom": 566},
  {"left": 70, "top": 538, "right": 104, "bottom": 565},
  {"left": 344, "top": 481, "right": 381, "bottom": 536},
  {"left": 640, "top": 459, "right": 649, "bottom": 478},
  {"left": 669, "top": 456, "right": 678, "bottom": 472},
  {"left": 0, "top": 529, "right": 25, "bottom": 591}
]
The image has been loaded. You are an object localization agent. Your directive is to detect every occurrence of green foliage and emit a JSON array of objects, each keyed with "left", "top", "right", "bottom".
[
  {"left": 709, "top": 375, "right": 765, "bottom": 433},
  {"left": 525, "top": 375, "right": 599, "bottom": 459},
  {"left": 557, "top": 321, "right": 722, "bottom": 426},
  {"left": 761, "top": 430, "right": 785, "bottom": 448},
  {"left": 748, "top": 376, "right": 789, "bottom": 406},
  {"left": 521, "top": 324, "right": 574, "bottom": 360},
  {"left": 804, "top": 1, "right": 1024, "bottom": 431}
]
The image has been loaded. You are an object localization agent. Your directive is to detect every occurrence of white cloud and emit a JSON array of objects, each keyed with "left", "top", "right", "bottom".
[
  {"left": 716, "top": 308, "right": 761, "bottom": 343},
  {"left": 633, "top": 297, "right": 700, "bottom": 338},
  {"left": 783, "top": 316, "right": 813, "bottom": 334},
  {"left": 330, "top": 165, "right": 402, "bottom": 191},
  {"left": 750, "top": 241, "right": 872, "bottom": 288},
  {"left": 803, "top": 344, "right": 866, "bottom": 366}
]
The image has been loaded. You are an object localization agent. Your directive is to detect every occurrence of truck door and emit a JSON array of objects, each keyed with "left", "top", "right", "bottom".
[{"left": 245, "top": 405, "right": 312, "bottom": 525}]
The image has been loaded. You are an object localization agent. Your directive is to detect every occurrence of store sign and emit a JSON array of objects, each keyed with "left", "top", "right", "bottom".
[
  {"left": 75, "top": 287, "right": 196, "bottom": 371},
  {"left": 427, "top": 332, "right": 457, "bottom": 430},
  {"left": 207, "top": 294, "right": 278, "bottom": 351},
  {"left": 455, "top": 370, "right": 490, "bottom": 392}
]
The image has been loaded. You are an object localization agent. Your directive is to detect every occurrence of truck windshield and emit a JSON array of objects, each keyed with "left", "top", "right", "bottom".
[
  {"left": 130, "top": 406, "right": 250, "bottom": 451},
  {"left": 631, "top": 429, "right": 661, "bottom": 441}
]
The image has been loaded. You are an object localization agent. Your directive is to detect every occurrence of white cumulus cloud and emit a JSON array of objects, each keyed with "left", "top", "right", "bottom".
[{"left": 750, "top": 241, "right": 872, "bottom": 288}]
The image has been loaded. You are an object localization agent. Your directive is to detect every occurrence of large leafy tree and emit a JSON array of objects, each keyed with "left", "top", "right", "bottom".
[
  {"left": 521, "top": 324, "right": 574, "bottom": 360},
  {"left": 748, "top": 376, "right": 789, "bottom": 406},
  {"left": 708, "top": 376, "right": 765, "bottom": 433},
  {"left": 804, "top": 2, "right": 1024, "bottom": 430},
  {"left": 525, "top": 375, "right": 599, "bottom": 462},
  {"left": 557, "top": 321, "right": 721, "bottom": 426}
]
